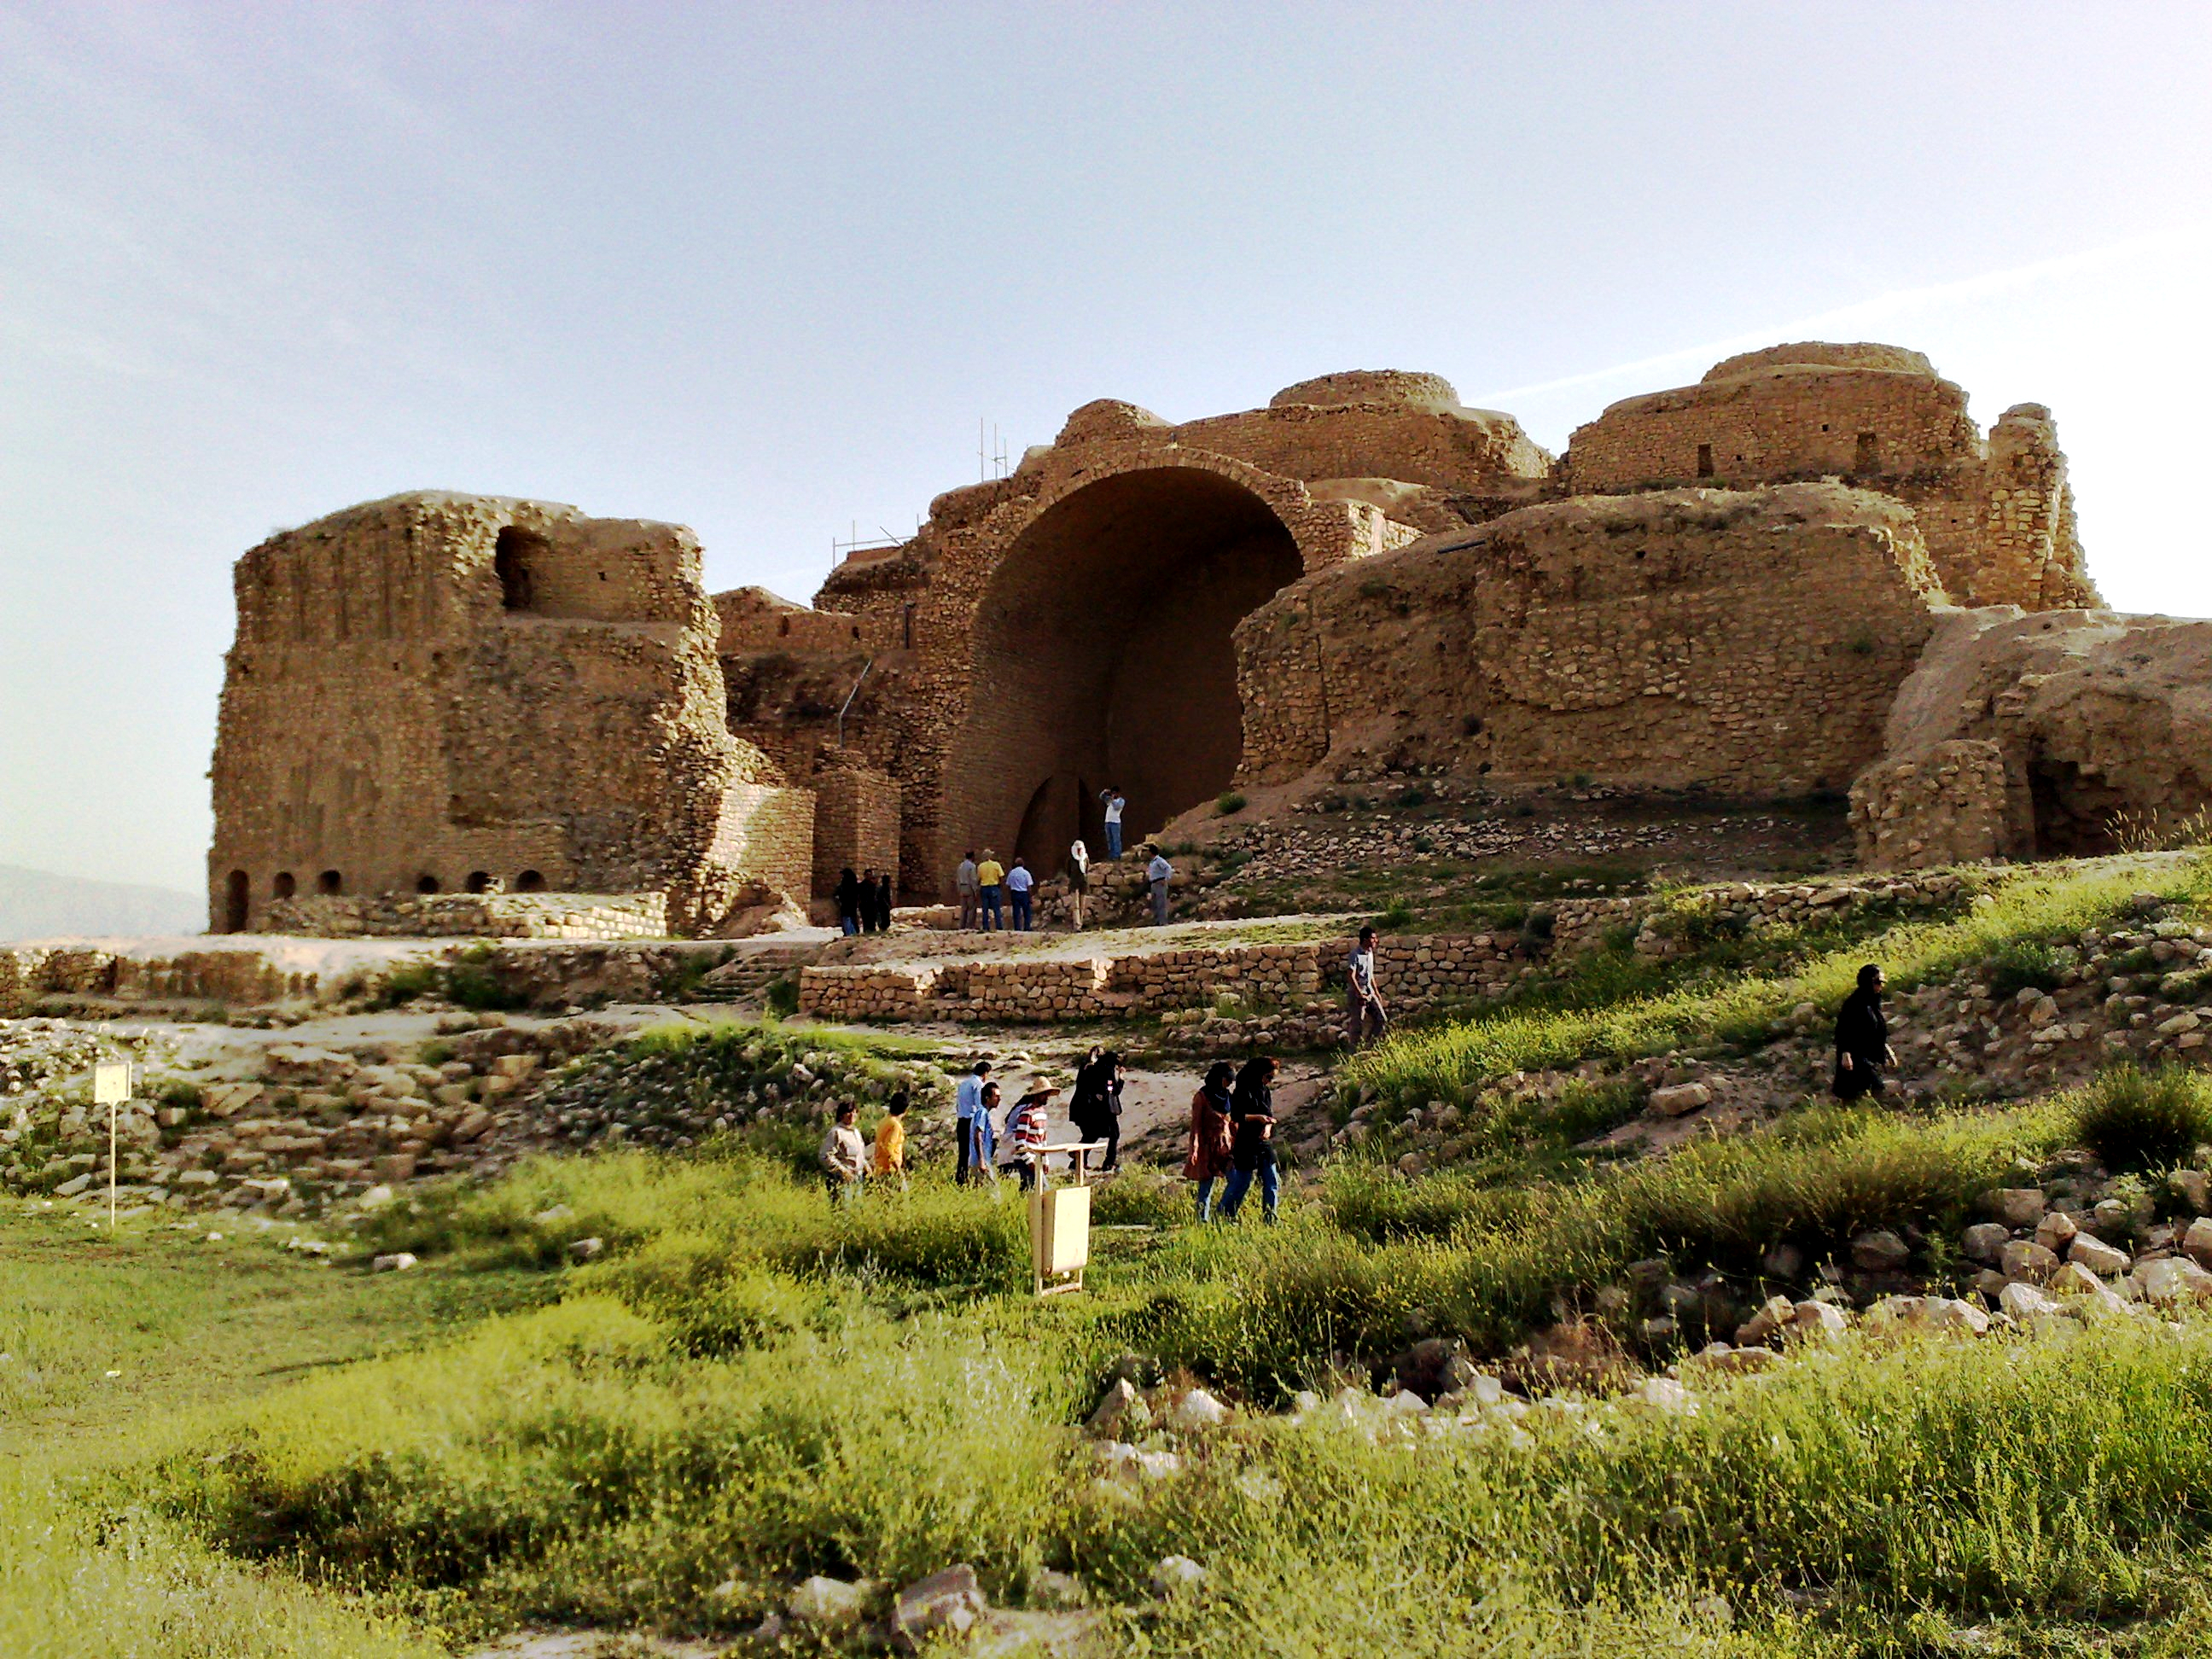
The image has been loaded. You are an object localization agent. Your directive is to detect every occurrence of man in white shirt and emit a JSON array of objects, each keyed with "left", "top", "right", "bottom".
[
  {"left": 1006, "top": 857, "right": 1035, "bottom": 931},
  {"left": 1100, "top": 788, "right": 1126, "bottom": 859},
  {"left": 1145, "top": 848, "right": 1173, "bottom": 926},
  {"left": 955, "top": 851, "right": 981, "bottom": 931},
  {"left": 954, "top": 1058, "right": 992, "bottom": 1184}
]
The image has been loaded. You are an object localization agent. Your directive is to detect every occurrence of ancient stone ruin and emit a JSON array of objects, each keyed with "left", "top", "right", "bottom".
[{"left": 207, "top": 342, "right": 2209, "bottom": 934}]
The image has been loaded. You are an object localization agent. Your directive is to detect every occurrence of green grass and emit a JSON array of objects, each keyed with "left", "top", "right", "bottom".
[
  {"left": 2074, "top": 1063, "right": 2212, "bottom": 1173},
  {"left": 1346, "top": 856, "right": 2203, "bottom": 1108},
  {"left": 0, "top": 1202, "right": 537, "bottom": 1656}
]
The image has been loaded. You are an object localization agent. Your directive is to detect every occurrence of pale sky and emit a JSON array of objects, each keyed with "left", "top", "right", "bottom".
[{"left": 4, "top": 2, "right": 2209, "bottom": 895}]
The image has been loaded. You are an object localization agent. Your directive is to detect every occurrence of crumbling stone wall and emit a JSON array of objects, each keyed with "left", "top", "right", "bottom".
[
  {"left": 1850, "top": 739, "right": 2013, "bottom": 870},
  {"left": 1564, "top": 345, "right": 2097, "bottom": 610},
  {"left": 261, "top": 891, "right": 672, "bottom": 940},
  {"left": 1235, "top": 483, "right": 1943, "bottom": 797},
  {"left": 1851, "top": 609, "right": 2212, "bottom": 867},
  {"left": 208, "top": 492, "right": 810, "bottom": 936}
]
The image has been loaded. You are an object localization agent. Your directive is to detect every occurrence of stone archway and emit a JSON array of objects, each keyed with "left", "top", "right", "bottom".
[{"left": 945, "top": 465, "right": 1305, "bottom": 869}]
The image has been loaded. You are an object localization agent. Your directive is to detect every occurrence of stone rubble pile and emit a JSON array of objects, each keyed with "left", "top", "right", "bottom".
[{"left": 0, "top": 1015, "right": 945, "bottom": 1219}]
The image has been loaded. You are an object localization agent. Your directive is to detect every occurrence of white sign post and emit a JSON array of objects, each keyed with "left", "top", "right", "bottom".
[{"left": 93, "top": 1061, "right": 134, "bottom": 1232}]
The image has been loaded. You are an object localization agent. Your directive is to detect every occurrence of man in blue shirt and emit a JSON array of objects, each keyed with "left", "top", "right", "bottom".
[
  {"left": 1006, "top": 857, "right": 1035, "bottom": 931},
  {"left": 954, "top": 1058, "right": 992, "bottom": 1184}
]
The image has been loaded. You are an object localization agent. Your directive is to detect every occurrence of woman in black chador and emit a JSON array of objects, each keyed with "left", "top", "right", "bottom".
[{"left": 1832, "top": 963, "right": 1897, "bottom": 1100}]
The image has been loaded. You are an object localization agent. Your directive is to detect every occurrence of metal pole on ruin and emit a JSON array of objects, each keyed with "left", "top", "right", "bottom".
[
  {"left": 93, "top": 1059, "right": 134, "bottom": 1233},
  {"left": 836, "top": 659, "right": 873, "bottom": 749}
]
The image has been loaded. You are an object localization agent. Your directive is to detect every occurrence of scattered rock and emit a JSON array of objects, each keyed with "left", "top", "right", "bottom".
[
  {"left": 566, "top": 1237, "right": 604, "bottom": 1262},
  {"left": 1850, "top": 1229, "right": 1911, "bottom": 1272},
  {"left": 787, "top": 1575, "right": 876, "bottom": 1627},
  {"left": 1167, "top": 1388, "right": 1230, "bottom": 1430},
  {"left": 1150, "top": 1557, "right": 1207, "bottom": 1598},
  {"left": 370, "top": 1252, "right": 417, "bottom": 1273},
  {"left": 2000, "top": 1239, "right": 2059, "bottom": 1283},
  {"left": 1988, "top": 1189, "right": 2046, "bottom": 1228},
  {"left": 2066, "top": 1234, "right": 2129, "bottom": 1278},
  {"left": 894, "top": 1563, "right": 987, "bottom": 1643},
  {"left": 1960, "top": 1223, "right": 2011, "bottom": 1264},
  {"left": 1646, "top": 1082, "right": 1712, "bottom": 1118}
]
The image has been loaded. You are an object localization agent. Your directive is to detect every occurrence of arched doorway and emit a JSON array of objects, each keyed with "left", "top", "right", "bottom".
[
  {"left": 947, "top": 466, "right": 1304, "bottom": 868},
  {"left": 223, "top": 870, "right": 249, "bottom": 933}
]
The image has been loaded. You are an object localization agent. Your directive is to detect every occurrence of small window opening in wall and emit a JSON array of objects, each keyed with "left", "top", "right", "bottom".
[
  {"left": 778, "top": 617, "right": 790, "bottom": 637},
  {"left": 515, "top": 869, "right": 546, "bottom": 893},
  {"left": 464, "top": 870, "right": 492, "bottom": 894},
  {"left": 902, "top": 602, "right": 916, "bottom": 649},
  {"left": 317, "top": 870, "right": 343, "bottom": 895},
  {"left": 1696, "top": 443, "right": 1714, "bottom": 478},
  {"left": 224, "top": 870, "right": 248, "bottom": 932},
  {"left": 272, "top": 871, "right": 296, "bottom": 900},
  {"left": 1854, "top": 431, "right": 1880, "bottom": 473},
  {"left": 416, "top": 875, "right": 440, "bottom": 894},
  {"left": 492, "top": 526, "right": 538, "bottom": 611}
]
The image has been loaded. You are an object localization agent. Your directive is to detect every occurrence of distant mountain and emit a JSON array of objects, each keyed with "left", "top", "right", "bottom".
[{"left": 0, "top": 864, "right": 204, "bottom": 941}]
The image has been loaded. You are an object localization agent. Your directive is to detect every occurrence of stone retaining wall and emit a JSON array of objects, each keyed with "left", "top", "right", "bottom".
[
  {"left": 261, "top": 891, "right": 672, "bottom": 940},
  {"left": 797, "top": 875, "right": 1965, "bottom": 1025}
]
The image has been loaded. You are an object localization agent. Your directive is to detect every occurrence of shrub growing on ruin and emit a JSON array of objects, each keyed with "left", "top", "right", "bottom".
[{"left": 1214, "top": 791, "right": 1246, "bottom": 816}]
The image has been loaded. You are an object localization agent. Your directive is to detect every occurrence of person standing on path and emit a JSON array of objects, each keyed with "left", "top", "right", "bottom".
[
  {"left": 872, "top": 1091, "right": 909, "bottom": 1190},
  {"left": 834, "top": 867, "right": 863, "bottom": 937},
  {"left": 875, "top": 871, "right": 895, "bottom": 934},
  {"left": 1146, "top": 847, "right": 1173, "bottom": 926},
  {"left": 969, "top": 1080, "right": 1002, "bottom": 1185},
  {"left": 1065, "top": 840, "right": 1091, "bottom": 929},
  {"left": 1220, "top": 1056, "right": 1281, "bottom": 1223},
  {"left": 976, "top": 850, "right": 1005, "bottom": 932},
  {"left": 819, "top": 1103, "right": 866, "bottom": 1202},
  {"left": 1069, "top": 1045, "right": 1124, "bottom": 1171},
  {"left": 954, "top": 1059, "right": 992, "bottom": 1184},
  {"left": 1832, "top": 963, "right": 1897, "bottom": 1100},
  {"left": 1182, "top": 1062, "right": 1235, "bottom": 1221},
  {"left": 1348, "top": 925, "right": 1388, "bottom": 1046},
  {"left": 1006, "top": 857, "right": 1035, "bottom": 931},
  {"left": 956, "top": 851, "right": 981, "bottom": 931},
  {"left": 858, "top": 869, "right": 880, "bottom": 933},
  {"left": 1101, "top": 787, "right": 1126, "bottom": 859}
]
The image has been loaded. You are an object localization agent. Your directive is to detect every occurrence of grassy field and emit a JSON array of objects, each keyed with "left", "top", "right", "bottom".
[
  {"left": 0, "top": 1207, "right": 543, "bottom": 1657},
  {"left": 11, "top": 853, "right": 2212, "bottom": 1656}
]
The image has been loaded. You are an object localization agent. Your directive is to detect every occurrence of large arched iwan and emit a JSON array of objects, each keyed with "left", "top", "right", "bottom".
[{"left": 947, "top": 467, "right": 1303, "bottom": 870}]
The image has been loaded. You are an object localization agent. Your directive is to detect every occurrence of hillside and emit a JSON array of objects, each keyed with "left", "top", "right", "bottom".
[{"left": 0, "top": 864, "right": 201, "bottom": 942}]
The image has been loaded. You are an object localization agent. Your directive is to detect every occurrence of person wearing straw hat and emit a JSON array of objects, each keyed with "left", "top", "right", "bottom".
[{"left": 1006, "top": 1075, "right": 1053, "bottom": 1190}]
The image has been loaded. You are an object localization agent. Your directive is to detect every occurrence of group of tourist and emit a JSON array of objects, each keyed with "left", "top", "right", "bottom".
[
  {"left": 954, "top": 851, "right": 1039, "bottom": 931},
  {"left": 948, "top": 1051, "right": 1126, "bottom": 1188},
  {"left": 832, "top": 867, "right": 896, "bottom": 936},
  {"left": 1182, "top": 1055, "right": 1281, "bottom": 1222},
  {"left": 817, "top": 1090, "right": 911, "bottom": 1200}
]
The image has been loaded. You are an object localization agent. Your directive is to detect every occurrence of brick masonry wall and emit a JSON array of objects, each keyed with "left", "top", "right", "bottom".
[
  {"left": 812, "top": 764, "right": 902, "bottom": 896},
  {"left": 1235, "top": 482, "right": 1943, "bottom": 797}
]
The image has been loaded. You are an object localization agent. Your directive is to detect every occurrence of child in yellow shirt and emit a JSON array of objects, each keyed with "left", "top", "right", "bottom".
[{"left": 872, "top": 1091, "right": 909, "bottom": 1188}]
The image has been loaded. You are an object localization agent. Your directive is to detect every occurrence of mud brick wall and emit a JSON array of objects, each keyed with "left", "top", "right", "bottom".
[{"left": 1235, "top": 482, "right": 1943, "bottom": 798}]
